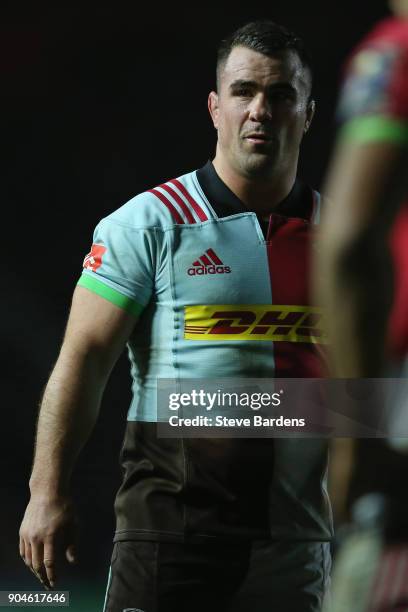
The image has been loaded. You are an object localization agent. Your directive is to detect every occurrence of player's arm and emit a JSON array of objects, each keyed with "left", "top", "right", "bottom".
[
  {"left": 19, "top": 285, "right": 137, "bottom": 589},
  {"left": 316, "top": 127, "right": 408, "bottom": 377}
]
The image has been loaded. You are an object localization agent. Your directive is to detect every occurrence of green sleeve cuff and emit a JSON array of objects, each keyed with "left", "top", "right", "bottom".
[
  {"left": 340, "top": 116, "right": 408, "bottom": 145},
  {"left": 77, "top": 274, "right": 144, "bottom": 318}
]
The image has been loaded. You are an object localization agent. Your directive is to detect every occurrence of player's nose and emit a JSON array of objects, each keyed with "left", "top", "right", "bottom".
[{"left": 248, "top": 93, "right": 272, "bottom": 122}]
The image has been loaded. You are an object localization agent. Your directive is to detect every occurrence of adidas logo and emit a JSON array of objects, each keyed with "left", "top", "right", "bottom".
[{"left": 187, "top": 248, "right": 231, "bottom": 276}]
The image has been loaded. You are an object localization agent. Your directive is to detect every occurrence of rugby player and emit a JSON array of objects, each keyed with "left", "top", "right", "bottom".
[
  {"left": 318, "top": 1, "right": 408, "bottom": 378},
  {"left": 317, "top": 1, "right": 408, "bottom": 610},
  {"left": 20, "top": 21, "right": 332, "bottom": 612}
]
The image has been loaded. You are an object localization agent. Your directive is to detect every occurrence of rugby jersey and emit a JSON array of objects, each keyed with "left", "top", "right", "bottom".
[{"left": 78, "top": 161, "right": 333, "bottom": 542}]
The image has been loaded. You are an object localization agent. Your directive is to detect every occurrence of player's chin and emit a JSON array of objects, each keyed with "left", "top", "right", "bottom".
[
  {"left": 242, "top": 140, "right": 277, "bottom": 160},
  {"left": 241, "top": 150, "right": 277, "bottom": 174}
]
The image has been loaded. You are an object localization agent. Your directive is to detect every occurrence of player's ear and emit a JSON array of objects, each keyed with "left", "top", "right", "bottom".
[
  {"left": 304, "top": 99, "right": 316, "bottom": 134},
  {"left": 208, "top": 91, "right": 219, "bottom": 129}
]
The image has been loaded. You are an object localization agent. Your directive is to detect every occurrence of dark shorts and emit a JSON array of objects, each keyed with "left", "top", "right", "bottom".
[{"left": 103, "top": 539, "right": 331, "bottom": 612}]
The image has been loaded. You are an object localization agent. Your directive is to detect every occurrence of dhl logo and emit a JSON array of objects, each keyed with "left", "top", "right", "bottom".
[{"left": 184, "top": 305, "right": 327, "bottom": 344}]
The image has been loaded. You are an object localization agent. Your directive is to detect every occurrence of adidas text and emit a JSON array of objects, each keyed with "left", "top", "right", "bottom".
[{"left": 188, "top": 265, "right": 231, "bottom": 276}]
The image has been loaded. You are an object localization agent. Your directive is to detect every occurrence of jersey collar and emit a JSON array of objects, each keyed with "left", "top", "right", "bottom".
[{"left": 196, "top": 160, "right": 314, "bottom": 221}]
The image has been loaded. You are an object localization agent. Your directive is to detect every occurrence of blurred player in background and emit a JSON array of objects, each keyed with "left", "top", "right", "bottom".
[{"left": 318, "top": 1, "right": 408, "bottom": 610}]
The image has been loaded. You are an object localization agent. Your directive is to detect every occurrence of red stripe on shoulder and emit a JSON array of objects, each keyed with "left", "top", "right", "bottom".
[
  {"left": 159, "top": 183, "right": 196, "bottom": 224},
  {"left": 149, "top": 189, "right": 184, "bottom": 224},
  {"left": 169, "top": 179, "right": 208, "bottom": 221}
]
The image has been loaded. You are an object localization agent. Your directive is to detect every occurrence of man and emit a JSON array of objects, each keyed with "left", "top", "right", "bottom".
[
  {"left": 20, "top": 21, "right": 332, "bottom": 612},
  {"left": 318, "top": 0, "right": 408, "bottom": 378},
  {"left": 317, "top": 2, "right": 408, "bottom": 610}
]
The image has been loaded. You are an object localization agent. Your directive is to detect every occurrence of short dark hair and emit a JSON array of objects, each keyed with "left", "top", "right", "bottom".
[{"left": 216, "top": 20, "right": 313, "bottom": 92}]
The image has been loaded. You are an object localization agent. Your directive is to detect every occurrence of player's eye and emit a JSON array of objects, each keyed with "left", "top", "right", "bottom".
[
  {"left": 233, "top": 88, "right": 252, "bottom": 97},
  {"left": 270, "top": 89, "right": 295, "bottom": 102}
]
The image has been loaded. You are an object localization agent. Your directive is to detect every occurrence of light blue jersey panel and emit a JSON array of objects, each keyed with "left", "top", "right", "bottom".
[
  {"left": 127, "top": 213, "right": 274, "bottom": 421},
  {"left": 170, "top": 214, "right": 274, "bottom": 377},
  {"left": 78, "top": 172, "right": 275, "bottom": 422}
]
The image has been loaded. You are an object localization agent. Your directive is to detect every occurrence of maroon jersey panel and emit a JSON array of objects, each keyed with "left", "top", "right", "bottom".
[
  {"left": 389, "top": 204, "right": 408, "bottom": 357},
  {"left": 266, "top": 214, "right": 325, "bottom": 378}
]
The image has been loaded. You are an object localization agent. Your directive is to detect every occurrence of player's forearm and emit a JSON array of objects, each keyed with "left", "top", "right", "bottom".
[
  {"left": 319, "top": 140, "right": 406, "bottom": 376},
  {"left": 320, "top": 228, "right": 393, "bottom": 377},
  {"left": 29, "top": 345, "right": 109, "bottom": 497}
]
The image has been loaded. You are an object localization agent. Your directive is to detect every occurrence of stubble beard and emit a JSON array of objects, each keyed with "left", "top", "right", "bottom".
[{"left": 234, "top": 141, "right": 280, "bottom": 180}]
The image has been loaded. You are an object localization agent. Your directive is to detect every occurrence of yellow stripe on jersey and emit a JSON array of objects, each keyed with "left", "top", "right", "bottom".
[{"left": 184, "top": 304, "right": 327, "bottom": 344}]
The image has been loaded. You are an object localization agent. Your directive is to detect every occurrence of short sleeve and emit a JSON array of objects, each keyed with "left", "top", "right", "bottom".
[
  {"left": 77, "top": 218, "right": 156, "bottom": 317},
  {"left": 337, "top": 37, "right": 408, "bottom": 144}
]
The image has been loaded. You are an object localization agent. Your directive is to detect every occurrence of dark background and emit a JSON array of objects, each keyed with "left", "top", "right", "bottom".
[{"left": 2, "top": 1, "right": 389, "bottom": 610}]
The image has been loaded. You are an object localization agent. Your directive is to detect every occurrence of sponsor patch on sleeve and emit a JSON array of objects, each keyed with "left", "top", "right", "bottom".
[
  {"left": 337, "top": 45, "right": 399, "bottom": 121},
  {"left": 83, "top": 243, "right": 107, "bottom": 272}
]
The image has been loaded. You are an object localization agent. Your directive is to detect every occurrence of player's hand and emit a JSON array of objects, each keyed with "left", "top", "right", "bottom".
[{"left": 19, "top": 494, "right": 78, "bottom": 590}]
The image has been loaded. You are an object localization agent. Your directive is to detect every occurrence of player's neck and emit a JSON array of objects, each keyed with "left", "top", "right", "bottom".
[{"left": 212, "top": 155, "right": 297, "bottom": 215}]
